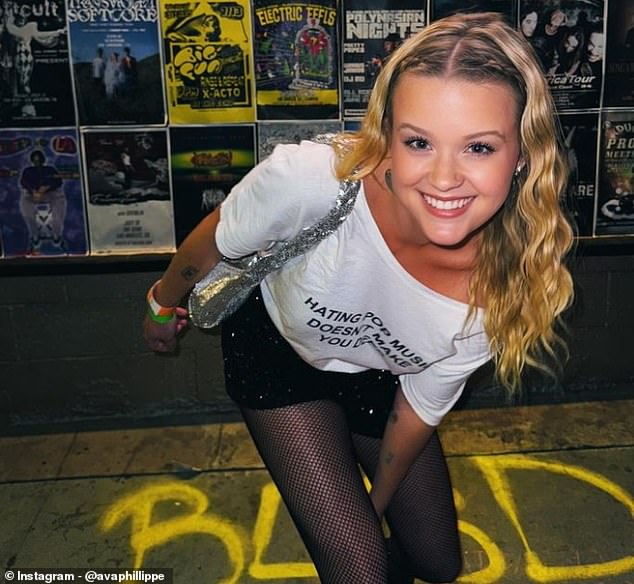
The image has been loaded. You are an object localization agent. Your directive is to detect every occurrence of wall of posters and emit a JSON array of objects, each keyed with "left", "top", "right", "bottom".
[
  {"left": 1, "top": 0, "right": 634, "bottom": 259},
  {"left": 519, "top": 0, "right": 605, "bottom": 111},
  {"left": 170, "top": 124, "right": 255, "bottom": 244},
  {"left": 82, "top": 129, "right": 175, "bottom": 253},
  {"left": 342, "top": 0, "right": 425, "bottom": 119},
  {"left": 595, "top": 111, "right": 634, "bottom": 236},
  {"left": 0, "top": 128, "right": 87, "bottom": 257},
  {"left": 0, "top": 0, "right": 75, "bottom": 127},
  {"left": 67, "top": 0, "right": 166, "bottom": 126},
  {"left": 161, "top": 0, "right": 255, "bottom": 124},
  {"left": 253, "top": 0, "right": 340, "bottom": 120}
]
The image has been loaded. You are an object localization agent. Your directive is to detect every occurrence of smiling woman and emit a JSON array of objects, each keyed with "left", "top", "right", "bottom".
[
  {"left": 143, "top": 12, "right": 574, "bottom": 584},
  {"left": 337, "top": 11, "right": 573, "bottom": 391}
]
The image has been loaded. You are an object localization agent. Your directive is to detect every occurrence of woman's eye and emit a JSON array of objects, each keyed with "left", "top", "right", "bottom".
[
  {"left": 404, "top": 137, "right": 430, "bottom": 150},
  {"left": 468, "top": 142, "right": 496, "bottom": 155}
]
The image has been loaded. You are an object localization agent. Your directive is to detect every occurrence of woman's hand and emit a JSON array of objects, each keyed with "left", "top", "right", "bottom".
[
  {"left": 141, "top": 207, "right": 223, "bottom": 353},
  {"left": 369, "top": 388, "right": 435, "bottom": 518},
  {"left": 143, "top": 307, "right": 189, "bottom": 353}
]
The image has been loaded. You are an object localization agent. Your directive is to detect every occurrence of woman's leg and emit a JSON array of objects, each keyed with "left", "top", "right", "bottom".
[
  {"left": 240, "top": 400, "right": 389, "bottom": 584},
  {"left": 351, "top": 431, "right": 462, "bottom": 583}
]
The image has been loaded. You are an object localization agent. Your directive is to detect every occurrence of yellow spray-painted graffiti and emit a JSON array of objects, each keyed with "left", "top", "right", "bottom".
[
  {"left": 472, "top": 456, "right": 634, "bottom": 583},
  {"left": 99, "top": 454, "right": 634, "bottom": 583},
  {"left": 99, "top": 481, "right": 317, "bottom": 584},
  {"left": 100, "top": 483, "right": 246, "bottom": 584}
]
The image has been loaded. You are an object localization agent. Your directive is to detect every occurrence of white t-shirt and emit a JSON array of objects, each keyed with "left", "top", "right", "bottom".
[{"left": 216, "top": 141, "right": 491, "bottom": 427}]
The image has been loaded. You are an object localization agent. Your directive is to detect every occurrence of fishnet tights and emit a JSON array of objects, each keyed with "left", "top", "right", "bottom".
[{"left": 241, "top": 400, "right": 462, "bottom": 584}]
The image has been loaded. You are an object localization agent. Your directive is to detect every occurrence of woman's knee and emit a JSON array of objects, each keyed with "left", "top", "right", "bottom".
[
  {"left": 390, "top": 535, "right": 462, "bottom": 583},
  {"left": 412, "top": 552, "right": 462, "bottom": 583}
]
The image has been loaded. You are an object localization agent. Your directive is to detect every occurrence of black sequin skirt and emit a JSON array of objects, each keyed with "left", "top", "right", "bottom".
[{"left": 221, "top": 288, "right": 400, "bottom": 438}]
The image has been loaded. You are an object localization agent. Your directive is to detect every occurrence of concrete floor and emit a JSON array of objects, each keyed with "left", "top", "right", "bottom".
[{"left": 0, "top": 400, "right": 633, "bottom": 584}]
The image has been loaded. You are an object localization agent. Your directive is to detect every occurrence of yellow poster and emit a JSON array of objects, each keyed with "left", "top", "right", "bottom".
[{"left": 161, "top": 0, "right": 255, "bottom": 123}]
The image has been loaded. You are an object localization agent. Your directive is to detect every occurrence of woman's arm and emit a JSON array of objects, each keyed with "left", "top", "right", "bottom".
[
  {"left": 370, "top": 387, "right": 436, "bottom": 518},
  {"left": 143, "top": 206, "right": 223, "bottom": 352},
  {"left": 153, "top": 206, "right": 222, "bottom": 306}
]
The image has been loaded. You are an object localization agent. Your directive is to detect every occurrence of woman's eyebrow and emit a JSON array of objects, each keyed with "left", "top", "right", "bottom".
[{"left": 398, "top": 123, "right": 507, "bottom": 142}]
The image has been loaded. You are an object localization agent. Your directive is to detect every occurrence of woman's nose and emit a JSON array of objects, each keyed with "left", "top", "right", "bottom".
[{"left": 428, "top": 154, "right": 464, "bottom": 192}]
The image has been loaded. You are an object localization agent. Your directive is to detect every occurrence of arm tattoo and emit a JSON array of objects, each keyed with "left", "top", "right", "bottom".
[
  {"left": 181, "top": 265, "right": 199, "bottom": 281},
  {"left": 383, "top": 452, "right": 394, "bottom": 465},
  {"left": 389, "top": 410, "right": 398, "bottom": 424}
]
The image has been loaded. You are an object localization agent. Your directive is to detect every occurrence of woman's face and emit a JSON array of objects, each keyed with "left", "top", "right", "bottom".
[
  {"left": 550, "top": 9, "right": 565, "bottom": 28},
  {"left": 387, "top": 74, "right": 522, "bottom": 249},
  {"left": 563, "top": 33, "right": 579, "bottom": 53},
  {"left": 586, "top": 32, "right": 604, "bottom": 62},
  {"left": 521, "top": 11, "right": 538, "bottom": 37}
]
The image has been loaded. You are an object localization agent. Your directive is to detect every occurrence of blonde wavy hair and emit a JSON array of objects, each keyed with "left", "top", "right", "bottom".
[{"left": 333, "top": 12, "right": 574, "bottom": 393}]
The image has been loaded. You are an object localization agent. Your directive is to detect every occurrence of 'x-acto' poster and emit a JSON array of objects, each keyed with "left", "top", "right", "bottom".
[{"left": 161, "top": 0, "right": 255, "bottom": 123}]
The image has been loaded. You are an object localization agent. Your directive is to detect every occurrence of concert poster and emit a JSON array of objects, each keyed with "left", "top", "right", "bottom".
[
  {"left": 430, "top": 0, "right": 516, "bottom": 23},
  {"left": 253, "top": 0, "right": 340, "bottom": 120},
  {"left": 161, "top": 0, "right": 255, "bottom": 124},
  {"left": 170, "top": 124, "right": 255, "bottom": 244},
  {"left": 0, "top": 0, "right": 76, "bottom": 127},
  {"left": 595, "top": 111, "right": 634, "bottom": 236},
  {"left": 342, "top": 0, "right": 425, "bottom": 120},
  {"left": 0, "top": 128, "right": 87, "bottom": 258},
  {"left": 67, "top": 0, "right": 166, "bottom": 126},
  {"left": 518, "top": 0, "right": 604, "bottom": 111},
  {"left": 257, "top": 119, "right": 342, "bottom": 160},
  {"left": 82, "top": 129, "right": 175, "bottom": 254},
  {"left": 603, "top": 0, "right": 634, "bottom": 108},
  {"left": 558, "top": 111, "right": 599, "bottom": 237}
]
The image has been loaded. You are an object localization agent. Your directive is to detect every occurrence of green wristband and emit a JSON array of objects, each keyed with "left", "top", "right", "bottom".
[{"left": 147, "top": 308, "right": 175, "bottom": 324}]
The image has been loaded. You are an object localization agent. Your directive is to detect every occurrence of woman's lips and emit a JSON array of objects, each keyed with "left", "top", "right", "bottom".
[{"left": 422, "top": 193, "right": 475, "bottom": 217}]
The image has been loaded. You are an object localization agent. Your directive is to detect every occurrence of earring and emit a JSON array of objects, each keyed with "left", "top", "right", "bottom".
[
  {"left": 384, "top": 168, "right": 393, "bottom": 192},
  {"left": 514, "top": 164, "right": 524, "bottom": 177}
]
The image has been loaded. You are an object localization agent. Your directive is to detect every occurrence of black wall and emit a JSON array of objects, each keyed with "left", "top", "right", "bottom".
[{"left": 1, "top": 246, "right": 633, "bottom": 434}]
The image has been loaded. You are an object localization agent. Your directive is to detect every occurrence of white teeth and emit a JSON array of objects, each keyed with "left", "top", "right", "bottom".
[{"left": 423, "top": 194, "right": 473, "bottom": 210}]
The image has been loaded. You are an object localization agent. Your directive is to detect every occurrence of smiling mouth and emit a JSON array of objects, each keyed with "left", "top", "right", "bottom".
[{"left": 423, "top": 194, "right": 475, "bottom": 210}]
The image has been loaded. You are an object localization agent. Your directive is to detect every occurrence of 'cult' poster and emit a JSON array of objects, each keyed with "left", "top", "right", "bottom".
[{"left": 0, "top": 0, "right": 76, "bottom": 127}]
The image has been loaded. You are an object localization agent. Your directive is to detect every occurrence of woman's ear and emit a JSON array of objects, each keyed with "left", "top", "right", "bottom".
[{"left": 514, "top": 156, "right": 526, "bottom": 176}]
